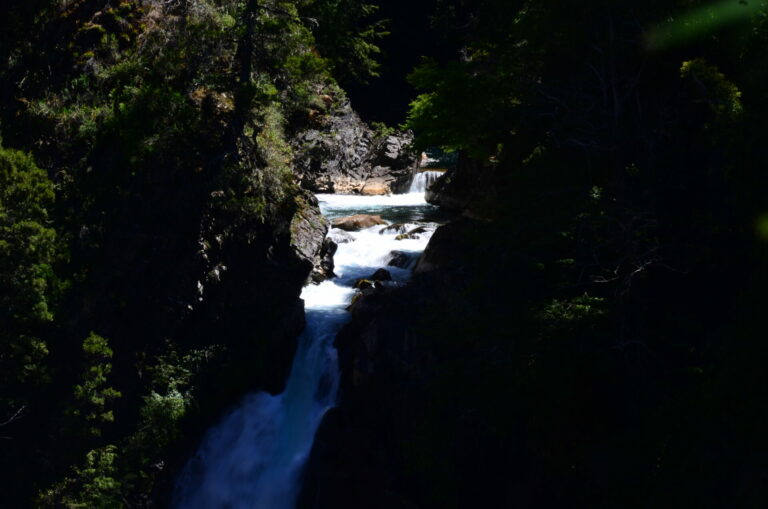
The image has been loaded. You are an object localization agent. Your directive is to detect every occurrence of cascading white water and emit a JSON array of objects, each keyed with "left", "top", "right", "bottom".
[
  {"left": 408, "top": 170, "right": 444, "bottom": 193},
  {"left": 172, "top": 190, "right": 437, "bottom": 509}
]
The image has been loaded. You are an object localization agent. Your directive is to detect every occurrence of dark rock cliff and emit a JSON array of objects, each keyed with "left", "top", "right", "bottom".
[
  {"left": 183, "top": 191, "right": 329, "bottom": 395},
  {"left": 426, "top": 153, "right": 509, "bottom": 220},
  {"left": 298, "top": 219, "right": 499, "bottom": 509},
  {"left": 293, "top": 99, "right": 420, "bottom": 195}
]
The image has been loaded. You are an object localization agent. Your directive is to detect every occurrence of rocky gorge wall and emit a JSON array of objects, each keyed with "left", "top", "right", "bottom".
[
  {"left": 297, "top": 218, "right": 504, "bottom": 509},
  {"left": 293, "top": 99, "right": 420, "bottom": 195}
]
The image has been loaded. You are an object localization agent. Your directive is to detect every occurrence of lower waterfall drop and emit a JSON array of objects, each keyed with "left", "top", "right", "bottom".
[{"left": 172, "top": 189, "right": 440, "bottom": 509}]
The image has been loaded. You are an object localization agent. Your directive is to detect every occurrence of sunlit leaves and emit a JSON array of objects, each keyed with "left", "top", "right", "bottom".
[
  {"left": 680, "top": 58, "right": 743, "bottom": 119},
  {"left": 645, "top": 0, "right": 766, "bottom": 51},
  {"left": 0, "top": 147, "right": 56, "bottom": 395},
  {"left": 299, "top": 0, "right": 388, "bottom": 84},
  {"left": 38, "top": 445, "right": 122, "bottom": 509},
  {"left": 73, "top": 333, "right": 121, "bottom": 437}
]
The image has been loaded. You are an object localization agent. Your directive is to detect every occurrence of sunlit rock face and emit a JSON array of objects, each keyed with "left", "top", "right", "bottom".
[
  {"left": 332, "top": 214, "right": 387, "bottom": 231},
  {"left": 293, "top": 100, "right": 419, "bottom": 195}
]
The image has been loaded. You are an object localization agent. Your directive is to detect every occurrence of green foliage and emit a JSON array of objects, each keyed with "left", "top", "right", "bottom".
[
  {"left": 405, "top": 1, "right": 539, "bottom": 157},
  {"left": 39, "top": 445, "right": 121, "bottom": 509},
  {"left": 0, "top": 146, "right": 57, "bottom": 433},
  {"left": 680, "top": 58, "right": 743, "bottom": 119},
  {"left": 73, "top": 333, "right": 121, "bottom": 437},
  {"left": 370, "top": 121, "right": 396, "bottom": 139},
  {"left": 216, "top": 102, "right": 297, "bottom": 226},
  {"left": 407, "top": 60, "right": 487, "bottom": 153},
  {"left": 300, "top": 0, "right": 388, "bottom": 84},
  {"left": 256, "top": 104, "right": 294, "bottom": 176},
  {"left": 130, "top": 346, "right": 220, "bottom": 453},
  {"left": 645, "top": 0, "right": 760, "bottom": 51},
  {"left": 537, "top": 294, "right": 606, "bottom": 333},
  {"left": 0, "top": 147, "right": 57, "bottom": 326}
]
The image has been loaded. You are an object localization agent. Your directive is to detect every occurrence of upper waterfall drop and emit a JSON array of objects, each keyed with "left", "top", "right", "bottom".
[{"left": 408, "top": 170, "right": 444, "bottom": 193}]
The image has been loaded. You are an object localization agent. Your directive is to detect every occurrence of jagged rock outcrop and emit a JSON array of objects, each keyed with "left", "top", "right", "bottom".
[
  {"left": 294, "top": 100, "right": 419, "bottom": 194},
  {"left": 186, "top": 190, "right": 328, "bottom": 393},
  {"left": 291, "top": 193, "right": 334, "bottom": 285},
  {"left": 290, "top": 194, "right": 330, "bottom": 265},
  {"left": 310, "top": 238, "right": 338, "bottom": 284},
  {"left": 426, "top": 153, "right": 507, "bottom": 219}
]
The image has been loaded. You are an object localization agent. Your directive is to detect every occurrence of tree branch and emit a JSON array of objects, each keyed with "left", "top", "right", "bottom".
[{"left": 0, "top": 405, "right": 26, "bottom": 430}]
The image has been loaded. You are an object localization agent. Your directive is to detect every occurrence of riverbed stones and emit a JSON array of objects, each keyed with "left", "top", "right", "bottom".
[
  {"left": 332, "top": 214, "right": 387, "bottom": 231},
  {"left": 379, "top": 223, "right": 409, "bottom": 234},
  {"left": 395, "top": 226, "right": 429, "bottom": 240}
]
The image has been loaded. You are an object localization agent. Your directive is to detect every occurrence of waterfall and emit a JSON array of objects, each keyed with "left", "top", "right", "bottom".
[
  {"left": 172, "top": 192, "right": 438, "bottom": 509},
  {"left": 171, "top": 311, "right": 342, "bottom": 509},
  {"left": 408, "top": 170, "right": 444, "bottom": 193}
]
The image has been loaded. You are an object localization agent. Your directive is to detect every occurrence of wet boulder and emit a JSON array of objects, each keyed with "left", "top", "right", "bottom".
[
  {"left": 354, "top": 279, "right": 376, "bottom": 291},
  {"left": 309, "top": 238, "right": 338, "bottom": 284},
  {"left": 332, "top": 214, "right": 387, "bottom": 231},
  {"left": 387, "top": 251, "right": 412, "bottom": 268},
  {"left": 353, "top": 279, "right": 382, "bottom": 298},
  {"left": 379, "top": 223, "right": 410, "bottom": 235},
  {"left": 414, "top": 219, "right": 477, "bottom": 275},
  {"left": 329, "top": 228, "right": 356, "bottom": 244},
  {"left": 360, "top": 177, "right": 391, "bottom": 196},
  {"left": 370, "top": 268, "right": 392, "bottom": 281},
  {"left": 395, "top": 226, "right": 429, "bottom": 241}
]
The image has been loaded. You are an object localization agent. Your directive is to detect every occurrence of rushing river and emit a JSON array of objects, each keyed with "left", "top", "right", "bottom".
[{"left": 171, "top": 172, "right": 444, "bottom": 509}]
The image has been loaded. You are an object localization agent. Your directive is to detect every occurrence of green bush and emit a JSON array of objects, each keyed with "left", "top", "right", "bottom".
[
  {"left": 73, "top": 333, "right": 121, "bottom": 438},
  {"left": 39, "top": 445, "right": 122, "bottom": 509},
  {"left": 0, "top": 146, "right": 57, "bottom": 426}
]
